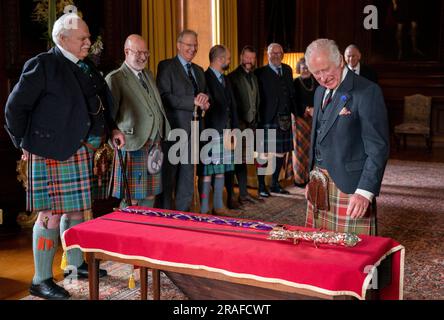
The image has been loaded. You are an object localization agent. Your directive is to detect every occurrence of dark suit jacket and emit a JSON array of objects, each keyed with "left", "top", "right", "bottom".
[
  {"left": 204, "top": 69, "right": 239, "bottom": 133},
  {"left": 228, "top": 66, "right": 260, "bottom": 130},
  {"left": 255, "top": 63, "right": 297, "bottom": 126},
  {"left": 309, "top": 70, "right": 389, "bottom": 195},
  {"left": 349, "top": 64, "right": 378, "bottom": 84},
  {"left": 4, "top": 47, "right": 115, "bottom": 161},
  {"left": 156, "top": 56, "right": 208, "bottom": 134}
]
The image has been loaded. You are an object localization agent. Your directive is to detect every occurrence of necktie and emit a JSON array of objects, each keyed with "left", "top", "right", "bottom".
[
  {"left": 186, "top": 63, "right": 199, "bottom": 96},
  {"left": 77, "top": 60, "right": 91, "bottom": 75},
  {"left": 277, "top": 67, "right": 283, "bottom": 77},
  {"left": 219, "top": 74, "right": 226, "bottom": 87},
  {"left": 353, "top": 69, "right": 357, "bottom": 73},
  {"left": 322, "top": 90, "right": 333, "bottom": 111},
  {"left": 138, "top": 72, "right": 149, "bottom": 94}
]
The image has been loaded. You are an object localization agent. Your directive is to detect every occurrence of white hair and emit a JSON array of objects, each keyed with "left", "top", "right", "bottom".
[
  {"left": 305, "top": 39, "right": 342, "bottom": 70},
  {"left": 52, "top": 13, "right": 82, "bottom": 46},
  {"left": 267, "top": 43, "right": 283, "bottom": 55}
]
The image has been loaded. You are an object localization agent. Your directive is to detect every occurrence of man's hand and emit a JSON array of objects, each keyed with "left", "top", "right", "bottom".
[
  {"left": 21, "top": 149, "right": 29, "bottom": 161},
  {"left": 347, "top": 193, "right": 370, "bottom": 219},
  {"left": 194, "top": 93, "right": 210, "bottom": 110},
  {"left": 112, "top": 129, "right": 126, "bottom": 149},
  {"left": 305, "top": 106, "right": 314, "bottom": 117}
]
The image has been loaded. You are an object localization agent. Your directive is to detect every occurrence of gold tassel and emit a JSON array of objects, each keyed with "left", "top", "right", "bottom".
[
  {"left": 60, "top": 251, "right": 67, "bottom": 270},
  {"left": 128, "top": 274, "right": 136, "bottom": 289},
  {"left": 128, "top": 264, "right": 136, "bottom": 289}
]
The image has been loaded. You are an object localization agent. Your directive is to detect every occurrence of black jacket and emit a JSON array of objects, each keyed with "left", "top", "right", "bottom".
[{"left": 4, "top": 46, "right": 116, "bottom": 161}]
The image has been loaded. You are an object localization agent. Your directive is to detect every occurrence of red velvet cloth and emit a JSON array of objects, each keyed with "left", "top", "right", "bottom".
[{"left": 63, "top": 207, "right": 404, "bottom": 300}]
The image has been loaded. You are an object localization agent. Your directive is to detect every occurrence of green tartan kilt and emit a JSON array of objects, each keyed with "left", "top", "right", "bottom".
[
  {"left": 198, "top": 134, "right": 235, "bottom": 176},
  {"left": 27, "top": 135, "right": 107, "bottom": 215}
]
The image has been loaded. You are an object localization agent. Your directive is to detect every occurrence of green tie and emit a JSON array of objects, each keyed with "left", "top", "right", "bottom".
[{"left": 77, "top": 60, "right": 91, "bottom": 75}]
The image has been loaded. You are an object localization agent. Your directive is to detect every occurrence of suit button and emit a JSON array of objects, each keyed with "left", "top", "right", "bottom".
[
  {"left": 46, "top": 134, "right": 50, "bottom": 138},
  {"left": 35, "top": 130, "right": 39, "bottom": 134},
  {"left": 80, "top": 139, "right": 84, "bottom": 143},
  {"left": 87, "top": 122, "right": 91, "bottom": 126},
  {"left": 149, "top": 114, "right": 153, "bottom": 117}
]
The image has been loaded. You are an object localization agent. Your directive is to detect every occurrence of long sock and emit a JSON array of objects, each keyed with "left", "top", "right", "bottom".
[
  {"left": 213, "top": 176, "right": 225, "bottom": 210},
  {"left": 224, "top": 172, "right": 234, "bottom": 203},
  {"left": 236, "top": 164, "right": 248, "bottom": 197},
  {"left": 60, "top": 215, "right": 83, "bottom": 269},
  {"left": 32, "top": 224, "right": 59, "bottom": 284},
  {"left": 200, "top": 179, "right": 211, "bottom": 214},
  {"left": 272, "top": 157, "right": 285, "bottom": 187}
]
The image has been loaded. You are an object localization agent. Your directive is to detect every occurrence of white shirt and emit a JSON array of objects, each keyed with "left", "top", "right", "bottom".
[
  {"left": 348, "top": 62, "right": 361, "bottom": 75},
  {"left": 321, "top": 67, "right": 374, "bottom": 202}
]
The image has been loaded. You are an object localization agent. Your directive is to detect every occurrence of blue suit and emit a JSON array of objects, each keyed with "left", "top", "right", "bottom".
[{"left": 309, "top": 70, "right": 389, "bottom": 195}]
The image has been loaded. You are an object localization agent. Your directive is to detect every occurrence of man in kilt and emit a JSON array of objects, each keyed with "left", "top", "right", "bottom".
[
  {"left": 200, "top": 45, "right": 239, "bottom": 217},
  {"left": 255, "top": 43, "right": 298, "bottom": 197},
  {"left": 304, "top": 39, "right": 389, "bottom": 235},
  {"left": 106, "top": 35, "right": 170, "bottom": 208},
  {"left": 4, "top": 13, "right": 125, "bottom": 299}
]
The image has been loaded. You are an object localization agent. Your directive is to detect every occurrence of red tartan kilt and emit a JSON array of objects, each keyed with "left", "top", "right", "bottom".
[{"left": 305, "top": 169, "right": 376, "bottom": 236}]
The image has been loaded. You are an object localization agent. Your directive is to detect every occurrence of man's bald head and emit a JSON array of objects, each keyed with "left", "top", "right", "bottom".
[{"left": 124, "top": 34, "right": 150, "bottom": 71}]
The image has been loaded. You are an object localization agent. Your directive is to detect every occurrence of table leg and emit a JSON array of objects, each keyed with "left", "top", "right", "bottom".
[
  {"left": 152, "top": 269, "right": 160, "bottom": 300},
  {"left": 86, "top": 252, "right": 99, "bottom": 300},
  {"left": 140, "top": 267, "right": 148, "bottom": 300}
]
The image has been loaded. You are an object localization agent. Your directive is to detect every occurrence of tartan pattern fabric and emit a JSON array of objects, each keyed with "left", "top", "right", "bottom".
[
  {"left": 27, "top": 136, "right": 104, "bottom": 215},
  {"left": 258, "top": 123, "right": 292, "bottom": 154},
  {"left": 199, "top": 134, "right": 235, "bottom": 176},
  {"left": 305, "top": 168, "right": 376, "bottom": 236},
  {"left": 292, "top": 114, "right": 312, "bottom": 184},
  {"left": 110, "top": 142, "right": 162, "bottom": 200}
]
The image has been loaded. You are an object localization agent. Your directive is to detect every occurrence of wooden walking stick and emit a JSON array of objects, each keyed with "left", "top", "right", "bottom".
[
  {"left": 115, "top": 140, "right": 132, "bottom": 206},
  {"left": 191, "top": 105, "right": 200, "bottom": 212}
]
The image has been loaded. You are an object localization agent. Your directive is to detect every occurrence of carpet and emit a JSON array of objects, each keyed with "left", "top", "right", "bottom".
[{"left": 22, "top": 160, "right": 444, "bottom": 300}]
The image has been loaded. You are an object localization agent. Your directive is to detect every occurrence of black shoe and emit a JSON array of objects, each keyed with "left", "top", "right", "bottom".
[
  {"left": 29, "top": 278, "right": 70, "bottom": 300},
  {"left": 64, "top": 262, "right": 108, "bottom": 279},
  {"left": 270, "top": 186, "right": 290, "bottom": 195},
  {"left": 294, "top": 181, "right": 308, "bottom": 188}
]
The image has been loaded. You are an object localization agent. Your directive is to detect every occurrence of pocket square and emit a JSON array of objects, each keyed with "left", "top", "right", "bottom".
[{"left": 339, "top": 107, "right": 352, "bottom": 116}]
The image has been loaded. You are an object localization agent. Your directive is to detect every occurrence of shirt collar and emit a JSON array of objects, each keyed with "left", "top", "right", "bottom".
[
  {"left": 324, "top": 67, "right": 349, "bottom": 99},
  {"left": 209, "top": 66, "right": 223, "bottom": 80},
  {"left": 57, "top": 44, "right": 80, "bottom": 64},
  {"left": 177, "top": 54, "right": 191, "bottom": 68},
  {"left": 349, "top": 62, "right": 360, "bottom": 74},
  {"left": 268, "top": 62, "right": 282, "bottom": 74},
  {"left": 125, "top": 62, "right": 144, "bottom": 77}
]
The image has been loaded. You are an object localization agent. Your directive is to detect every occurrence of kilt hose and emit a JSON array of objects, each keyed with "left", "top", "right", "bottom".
[
  {"left": 27, "top": 135, "right": 106, "bottom": 215},
  {"left": 110, "top": 141, "right": 162, "bottom": 200},
  {"left": 305, "top": 169, "right": 377, "bottom": 236},
  {"left": 292, "top": 114, "right": 312, "bottom": 184},
  {"left": 199, "top": 134, "right": 235, "bottom": 177}
]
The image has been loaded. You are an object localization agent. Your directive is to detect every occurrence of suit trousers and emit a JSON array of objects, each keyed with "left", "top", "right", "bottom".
[{"left": 160, "top": 140, "right": 195, "bottom": 212}]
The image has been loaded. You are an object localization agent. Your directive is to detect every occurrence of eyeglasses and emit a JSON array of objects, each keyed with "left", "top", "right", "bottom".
[
  {"left": 127, "top": 48, "right": 150, "bottom": 57},
  {"left": 179, "top": 41, "right": 198, "bottom": 49}
]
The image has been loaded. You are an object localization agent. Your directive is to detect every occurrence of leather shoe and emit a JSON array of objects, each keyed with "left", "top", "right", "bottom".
[
  {"left": 64, "top": 262, "right": 108, "bottom": 279},
  {"left": 227, "top": 198, "right": 242, "bottom": 209},
  {"left": 270, "top": 186, "right": 290, "bottom": 195},
  {"left": 238, "top": 194, "right": 257, "bottom": 204},
  {"left": 29, "top": 278, "right": 70, "bottom": 300},
  {"left": 213, "top": 207, "right": 240, "bottom": 218}
]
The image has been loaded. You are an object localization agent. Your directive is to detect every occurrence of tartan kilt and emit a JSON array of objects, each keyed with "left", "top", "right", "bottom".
[
  {"left": 110, "top": 142, "right": 162, "bottom": 200},
  {"left": 258, "top": 123, "right": 293, "bottom": 154},
  {"left": 305, "top": 169, "right": 377, "bottom": 236},
  {"left": 27, "top": 135, "right": 106, "bottom": 215},
  {"left": 199, "top": 134, "right": 235, "bottom": 176},
  {"left": 292, "top": 114, "right": 312, "bottom": 184}
]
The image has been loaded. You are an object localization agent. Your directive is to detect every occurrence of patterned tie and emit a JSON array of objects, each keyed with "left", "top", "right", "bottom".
[
  {"left": 322, "top": 90, "right": 333, "bottom": 111},
  {"left": 77, "top": 60, "right": 90, "bottom": 75},
  {"left": 186, "top": 63, "right": 199, "bottom": 96},
  {"left": 138, "top": 72, "right": 149, "bottom": 94}
]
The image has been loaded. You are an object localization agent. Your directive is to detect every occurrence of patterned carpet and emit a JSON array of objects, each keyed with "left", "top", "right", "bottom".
[{"left": 23, "top": 160, "right": 444, "bottom": 300}]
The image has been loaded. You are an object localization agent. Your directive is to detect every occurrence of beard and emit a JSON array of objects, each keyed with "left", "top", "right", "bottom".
[{"left": 242, "top": 62, "right": 254, "bottom": 72}]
